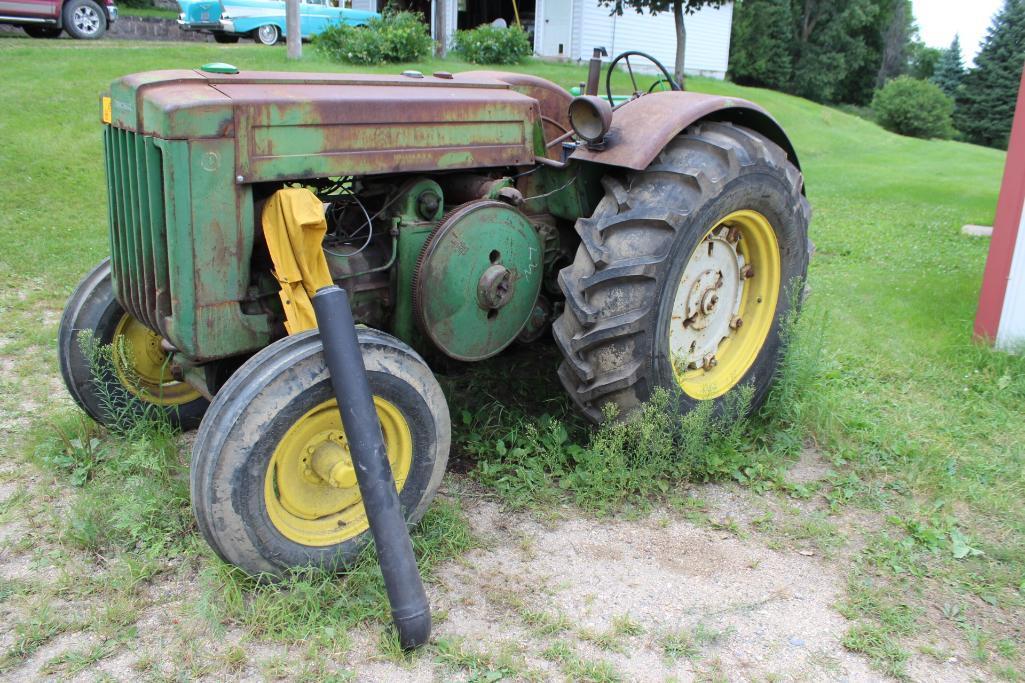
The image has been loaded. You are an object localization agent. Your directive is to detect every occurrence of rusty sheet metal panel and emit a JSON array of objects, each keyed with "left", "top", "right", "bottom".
[
  {"left": 570, "top": 91, "right": 801, "bottom": 172},
  {"left": 216, "top": 83, "right": 537, "bottom": 182},
  {"left": 109, "top": 70, "right": 233, "bottom": 139},
  {"left": 455, "top": 71, "right": 573, "bottom": 158}
]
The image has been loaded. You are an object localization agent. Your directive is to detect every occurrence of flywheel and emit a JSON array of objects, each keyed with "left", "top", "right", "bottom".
[{"left": 413, "top": 200, "right": 543, "bottom": 361}]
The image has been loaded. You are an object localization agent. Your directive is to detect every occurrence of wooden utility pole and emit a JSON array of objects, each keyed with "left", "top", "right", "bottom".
[
  {"left": 434, "top": 0, "right": 447, "bottom": 57},
  {"left": 286, "top": 0, "right": 301, "bottom": 60}
]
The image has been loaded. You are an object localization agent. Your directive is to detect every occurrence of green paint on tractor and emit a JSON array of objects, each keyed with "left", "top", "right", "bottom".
[{"left": 63, "top": 59, "right": 810, "bottom": 579}]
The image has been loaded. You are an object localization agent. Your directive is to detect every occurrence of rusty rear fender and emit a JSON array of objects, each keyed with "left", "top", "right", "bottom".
[{"left": 569, "top": 90, "right": 802, "bottom": 178}]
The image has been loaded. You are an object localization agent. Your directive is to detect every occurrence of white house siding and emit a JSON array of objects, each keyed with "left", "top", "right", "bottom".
[{"left": 543, "top": 0, "right": 733, "bottom": 79}]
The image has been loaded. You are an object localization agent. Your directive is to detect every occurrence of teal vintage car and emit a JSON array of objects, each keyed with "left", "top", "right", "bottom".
[{"left": 178, "top": 0, "right": 378, "bottom": 45}]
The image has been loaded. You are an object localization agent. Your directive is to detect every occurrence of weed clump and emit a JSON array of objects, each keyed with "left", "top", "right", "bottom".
[
  {"left": 463, "top": 302, "right": 826, "bottom": 511},
  {"left": 35, "top": 336, "right": 192, "bottom": 558},
  {"left": 196, "top": 499, "right": 474, "bottom": 643}
]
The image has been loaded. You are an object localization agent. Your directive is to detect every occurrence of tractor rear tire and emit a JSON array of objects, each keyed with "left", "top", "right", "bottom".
[
  {"left": 191, "top": 328, "right": 450, "bottom": 577},
  {"left": 553, "top": 122, "right": 810, "bottom": 422},
  {"left": 58, "top": 259, "right": 209, "bottom": 430}
]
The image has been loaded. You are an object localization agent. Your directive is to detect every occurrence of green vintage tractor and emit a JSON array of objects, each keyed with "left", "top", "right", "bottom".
[{"left": 59, "top": 55, "right": 809, "bottom": 576}]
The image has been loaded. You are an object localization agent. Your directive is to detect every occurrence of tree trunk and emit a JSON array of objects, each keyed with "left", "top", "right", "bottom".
[
  {"left": 286, "top": 0, "right": 301, "bottom": 60},
  {"left": 674, "top": 0, "right": 686, "bottom": 89}
]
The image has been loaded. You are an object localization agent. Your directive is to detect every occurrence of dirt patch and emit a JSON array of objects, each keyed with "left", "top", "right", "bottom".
[
  {"left": 787, "top": 447, "right": 835, "bottom": 484},
  {"left": 419, "top": 498, "right": 882, "bottom": 682}
]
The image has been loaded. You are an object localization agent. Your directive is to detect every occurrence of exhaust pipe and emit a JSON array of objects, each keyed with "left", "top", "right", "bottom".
[{"left": 311, "top": 285, "right": 431, "bottom": 649}]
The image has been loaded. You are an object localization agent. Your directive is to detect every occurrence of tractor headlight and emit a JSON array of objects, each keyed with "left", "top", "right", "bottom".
[{"left": 568, "top": 95, "right": 613, "bottom": 146}]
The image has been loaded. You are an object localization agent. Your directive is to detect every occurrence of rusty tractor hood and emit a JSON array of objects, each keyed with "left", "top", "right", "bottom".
[{"left": 105, "top": 69, "right": 541, "bottom": 180}]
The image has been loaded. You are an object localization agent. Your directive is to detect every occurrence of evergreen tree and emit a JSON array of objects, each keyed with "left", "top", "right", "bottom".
[
  {"left": 931, "top": 35, "right": 966, "bottom": 97},
  {"left": 729, "top": 0, "right": 794, "bottom": 90},
  {"left": 955, "top": 0, "right": 1025, "bottom": 148}
]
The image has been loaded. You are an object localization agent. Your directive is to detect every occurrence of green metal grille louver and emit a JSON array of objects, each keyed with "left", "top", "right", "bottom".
[{"left": 103, "top": 126, "right": 172, "bottom": 335}]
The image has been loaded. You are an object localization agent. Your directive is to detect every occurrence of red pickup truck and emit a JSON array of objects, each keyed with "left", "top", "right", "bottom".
[{"left": 1, "top": 0, "right": 118, "bottom": 39}]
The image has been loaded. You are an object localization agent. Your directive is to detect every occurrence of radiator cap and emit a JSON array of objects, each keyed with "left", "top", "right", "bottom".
[{"left": 200, "top": 62, "right": 239, "bottom": 74}]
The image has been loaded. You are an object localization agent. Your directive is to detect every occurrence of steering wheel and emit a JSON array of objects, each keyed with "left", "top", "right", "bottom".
[{"left": 605, "top": 51, "right": 681, "bottom": 107}]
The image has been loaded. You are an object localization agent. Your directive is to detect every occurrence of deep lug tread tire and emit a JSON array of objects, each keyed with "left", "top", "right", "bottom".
[
  {"left": 57, "top": 259, "right": 209, "bottom": 430},
  {"left": 554, "top": 122, "right": 811, "bottom": 422},
  {"left": 190, "top": 328, "right": 450, "bottom": 577}
]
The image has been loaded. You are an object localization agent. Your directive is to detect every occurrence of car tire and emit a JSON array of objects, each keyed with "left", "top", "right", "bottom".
[
  {"left": 62, "top": 0, "right": 106, "bottom": 39},
  {"left": 24, "top": 25, "right": 63, "bottom": 38},
  {"left": 254, "top": 24, "right": 280, "bottom": 45}
]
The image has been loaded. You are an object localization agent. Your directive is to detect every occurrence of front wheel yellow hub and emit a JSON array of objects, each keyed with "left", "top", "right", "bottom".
[
  {"left": 669, "top": 210, "right": 781, "bottom": 399},
  {"left": 265, "top": 397, "right": 413, "bottom": 546},
  {"left": 112, "top": 314, "right": 202, "bottom": 406}
]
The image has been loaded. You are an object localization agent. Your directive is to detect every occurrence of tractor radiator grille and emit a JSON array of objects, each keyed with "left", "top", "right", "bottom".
[{"left": 103, "top": 126, "right": 172, "bottom": 334}]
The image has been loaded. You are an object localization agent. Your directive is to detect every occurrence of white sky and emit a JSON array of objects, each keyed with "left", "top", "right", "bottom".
[{"left": 912, "top": 0, "right": 1003, "bottom": 65}]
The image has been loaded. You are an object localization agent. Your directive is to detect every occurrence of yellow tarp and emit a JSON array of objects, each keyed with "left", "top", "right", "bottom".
[{"left": 261, "top": 188, "right": 334, "bottom": 335}]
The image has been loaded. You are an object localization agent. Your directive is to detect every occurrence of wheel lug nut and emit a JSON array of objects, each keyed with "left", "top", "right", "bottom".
[
  {"left": 702, "top": 354, "right": 717, "bottom": 370},
  {"left": 741, "top": 265, "right": 755, "bottom": 279},
  {"left": 726, "top": 227, "right": 741, "bottom": 243},
  {"left": 730, "top": 316, "right": 743, "bottom": 329}
]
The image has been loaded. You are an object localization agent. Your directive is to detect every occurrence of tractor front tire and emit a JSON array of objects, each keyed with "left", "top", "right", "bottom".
[
  {"left": 554, "top": 122, "right": 810, "bottom": 422},
  {"left": 58, "top": 259, "right": 209, "bottom": 430},
  {"left": 191, "top": 328, "right": 450, "bottom": 577}
]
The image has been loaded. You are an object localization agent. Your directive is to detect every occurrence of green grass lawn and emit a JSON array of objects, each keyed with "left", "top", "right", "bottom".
[{"left": 1, "top": 36, "right": 1023, "bottom": 679}]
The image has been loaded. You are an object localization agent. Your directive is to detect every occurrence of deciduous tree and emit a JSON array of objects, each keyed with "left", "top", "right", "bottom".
[
  {"left": 729, "top": 0, "right": 794, "bottom": 90},
  {"left": 598, "top": 0, "right": 728, "bottom": 88}
]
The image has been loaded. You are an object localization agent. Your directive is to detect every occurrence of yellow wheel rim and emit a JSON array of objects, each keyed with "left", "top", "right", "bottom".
[
  {"left": 669, "top": 210, "right": 781, "bottom": 400},
  {"left": 112, "top": 315, "right": 202, "bottom": 406},
  {"left": 264, "top": 397, "right": 413, "bottom": 547}
]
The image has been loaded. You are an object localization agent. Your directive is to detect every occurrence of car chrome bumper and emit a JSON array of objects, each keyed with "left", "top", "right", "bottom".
[
  {"left": 106, "top": 6, "right": 117, "bottom": 23},
  {"left": 177, "top": 19, "right": 224, "bottom": 31}
]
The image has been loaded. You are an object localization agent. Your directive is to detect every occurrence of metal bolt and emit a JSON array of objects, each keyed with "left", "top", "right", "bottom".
[
  {"left": 236, "top": 175, "right": 244, "bottom": 184},
  {"left": 702, "top": 354, "right": 718, "bottom": 370},
  {"left": 726, "top": 226, "right": 741, "bottom": 243},
  {"left": 741, "top": 265, "right": 755, "bottom": 279},
  {"left": 730, "top": 316, "right": 744, "bottom": 330}
]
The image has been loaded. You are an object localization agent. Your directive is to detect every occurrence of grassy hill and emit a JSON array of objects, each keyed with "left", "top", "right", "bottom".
[{"left": 0, "top": 37, "right": 1022, "bottom": 678}]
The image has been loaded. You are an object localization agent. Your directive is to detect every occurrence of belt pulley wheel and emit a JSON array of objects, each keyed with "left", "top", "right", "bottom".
[{"left": 413, "top": 200, "right": 543, "bottom": 361}]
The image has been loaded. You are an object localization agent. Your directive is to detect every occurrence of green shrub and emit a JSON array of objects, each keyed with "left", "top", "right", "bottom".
[
  {"left": 453, "top": 24, "right": 532, "bottom": 64},
  {"left": 315, "top": 11, "right": 433, "bottom": 65},
  {"left": 871, "top": 76, "right": 956, "bottom": 139}
]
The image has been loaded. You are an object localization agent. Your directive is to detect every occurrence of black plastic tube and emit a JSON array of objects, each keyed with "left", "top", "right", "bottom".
[{"left": 311, "top": 285, "right": 431, "bottom": 649}]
